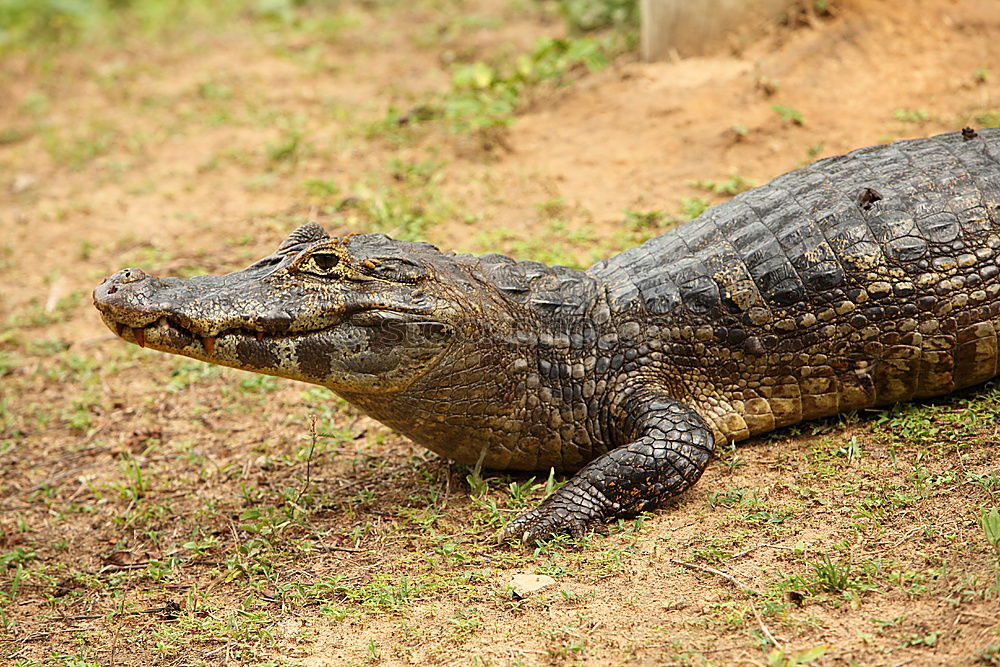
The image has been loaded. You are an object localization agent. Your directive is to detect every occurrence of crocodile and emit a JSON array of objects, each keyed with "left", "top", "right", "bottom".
[{"left": 94, "top": 129, "right": 1000, "bottom": 544}]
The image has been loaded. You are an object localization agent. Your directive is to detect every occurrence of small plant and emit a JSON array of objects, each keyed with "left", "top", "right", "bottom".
[
  {"left": 365, "top": 638, "right": 380, "bottom": 663},
  {"left": 690, "top": 174, "right": 754, "bottom": 196},
  {"left": 557, "top": 0, "right": 638, "bottom": 34},
  {"left": 426, "top": 36, "right": 621, "bottom": 135},
  {"left": 805, "top": 142, "right": 825, "bottom": 159},
  {"left": 623, "top": 209, "right": 677, "bottom": 242},
  {"left": 977, "top": 644, "right": 1000, "bottom": 665},
  {"left": 982, "top": 508, "right": 1000, "bottom": 553},
  {"left": 266, "top": 126, "right": 305, "bottom": 163},
  {"left": 809, "top": 554, "right": 853, "bottom": 592},
  {"left": 767, "top": 645, "right": 828, "bottom": 666},
  {"left": 976, "top": 110, "right": 1000, "bottom": 128},
  {"left": 466, "top": 448, "right": 489, "bottom": 497},
  {"left": 303, "top": 178, "right": 340, "bottom": 200},
  {"left": 680, "top": 197, "right": 710, "bottom": 220},
  {"left": 507, "top": 477, "right": 538, "bottom": 507},
  {"left": 544, "top": 467, "right": 565, "bottom": 495},
  {"left": 893, "top": 108, "right": 929, "bottom": 123},
  {"left": 772, "top": 104, "right": 804, "bottom": 125}
]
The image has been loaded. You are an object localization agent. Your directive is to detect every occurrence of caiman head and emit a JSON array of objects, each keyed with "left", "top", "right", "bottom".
[{"left": 93, "top": 222, "right": 487, "bottom": 394}]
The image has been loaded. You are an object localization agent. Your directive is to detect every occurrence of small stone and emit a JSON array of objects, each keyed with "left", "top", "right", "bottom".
[
  {"left": 11, "top": 173, "right": 35, "bottom": 194},
  {"left": 508, "top": 573, "right": 556, "bottom": 599}
]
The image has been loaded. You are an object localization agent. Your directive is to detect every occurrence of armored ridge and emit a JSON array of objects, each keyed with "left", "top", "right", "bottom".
[{"left": 94, "top": 129, "right": 1000, "bottom": 544}]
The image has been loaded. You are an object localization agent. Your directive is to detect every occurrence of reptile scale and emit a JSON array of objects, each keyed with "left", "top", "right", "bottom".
[{"left": 94, "top": 129, "right": 1000, "bottom": 544}]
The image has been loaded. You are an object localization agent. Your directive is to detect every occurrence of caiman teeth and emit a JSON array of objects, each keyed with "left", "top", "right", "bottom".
[
  {"left": 202, "top": 336, "right": 215, "bottom": 355},
  {"left": 133, "top": 327, "right": 146, "bottom": 348}
]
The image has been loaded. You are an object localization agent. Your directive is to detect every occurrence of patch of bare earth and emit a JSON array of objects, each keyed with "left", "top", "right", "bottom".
[{"left": 1, "top": 0, "right": 999, "bottom": 665}]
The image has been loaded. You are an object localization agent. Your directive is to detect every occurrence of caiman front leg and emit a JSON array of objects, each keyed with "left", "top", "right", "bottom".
[{"left": 498, "top": 393, "right": 716, "bottom": 545}]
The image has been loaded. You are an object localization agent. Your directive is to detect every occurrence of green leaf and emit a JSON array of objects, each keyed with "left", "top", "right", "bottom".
[{"left": 981, "top": 507, "right": 1000, "bottom": 549}]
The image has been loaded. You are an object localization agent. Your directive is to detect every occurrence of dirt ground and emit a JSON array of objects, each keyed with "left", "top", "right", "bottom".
[{"left": 1, "top": 0, "right": 999, "bottom": 664}]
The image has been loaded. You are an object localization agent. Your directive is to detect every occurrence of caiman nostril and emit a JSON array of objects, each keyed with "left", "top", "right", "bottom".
[{"left": 115, "top": 268, "right": 148, "bottom": 285}]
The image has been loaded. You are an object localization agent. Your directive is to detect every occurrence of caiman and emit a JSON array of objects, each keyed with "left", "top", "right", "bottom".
[{"left": 94, "top": 129, "right": 1000, "bottom": 544}]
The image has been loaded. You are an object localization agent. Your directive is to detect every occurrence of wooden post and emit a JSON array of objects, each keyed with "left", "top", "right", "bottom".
[{"left": 641, "top": 0, "right": 801, "bottom": 61}]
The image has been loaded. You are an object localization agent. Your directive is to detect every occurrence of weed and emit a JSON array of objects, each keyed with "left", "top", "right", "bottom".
[
  {"left": 366, "top": 637, "right": 380, "bottom": 662},
  {"left": 766, "top": 645, "right": 828, "bottom": 666},
  {"left": 466, "top": 448, "right": 490, "bottom": 497},
  {"left": 893, "top": 108, "right": 929, "bottom": 123},
  {"left": 982, "top": 508, "right": 1000, "bottom": 553},
  {"left": 557, "top": 0, "right": 638, "bottom": 35},
  {"left": 976, "top": 110, "right": 1000, "bottom": 128},
  {"left": 266, "top": 124, "right": 306, "bottom": 163},
  {"left": 690, "top": 174, "right": 755, "bottom": 196},
  {"left": 389, "top": 35, "right": 623, "bottom": 137},
  {"left": 0, "top": 547, "right": 37, "bottom": 574},
  {"left": 535, "top": 196, "right": 567, "bottom": 218},
  {"left": 901, "top": 632, "right": 939, "bottom": 647},
  {"left": 303, "top": 178, "right": 341, "bottom": 200},
  {"left": 680, "top": 197, "right": 710, "bottom": 220},
  {"left": 5, "top": 291, "right": 84, "bottom": 329},
  {"left": 41, "top": 120, "right": 119, "bottom": 169},
  {"left": 341, "top": 159, "right": 454, "bottom": 241},
  {"left": 806, "top": 141, "right": 825, "bottom": 158},
  {"left": 624, "top": 209, "right": 673, "bottom": 237},
  {"left": 978, "top": 644, "right": 1000, "bottom": 665},
  {"left": 809, "top": 554, "right": 853, "bottom": 593},
  {"left": 772, "top": 104, "right": 804, "bottom": 125},
  {"left": 447, "top": 608, "right": 482, "bottom": 639},
  {"left": 0, "top": 0, "right": 102, "bottom": 48},
  {"left": 475, "top": 220, "right": 598, "bottom": 268},
  {"left": 872, "top": 400, "right": 981, "bottom": 444},
  {"left": 507, "top": 477, "right": 539, "bottom": 508}
]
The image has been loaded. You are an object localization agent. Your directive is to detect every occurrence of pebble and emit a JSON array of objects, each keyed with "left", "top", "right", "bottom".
[
  {"left": 11, "top": 173, "right": 35, "bottom": 194},
  {"left": 508, "top": 573, "right": 556, "bottom": 599}
]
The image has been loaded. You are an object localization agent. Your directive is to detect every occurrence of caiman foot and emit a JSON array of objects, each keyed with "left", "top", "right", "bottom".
[{"left": 497, "top": 394, "right": 715, "bottom": 546}]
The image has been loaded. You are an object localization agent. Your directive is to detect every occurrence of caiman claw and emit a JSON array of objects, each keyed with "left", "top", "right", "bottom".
[{"left": 497, "top": 486, "right": 609, "bottom": 546}]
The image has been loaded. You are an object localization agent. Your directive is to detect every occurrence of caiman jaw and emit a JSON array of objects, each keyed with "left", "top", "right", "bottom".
[{"left": 107, "top": 312, "right": 265, "bottom": 358}]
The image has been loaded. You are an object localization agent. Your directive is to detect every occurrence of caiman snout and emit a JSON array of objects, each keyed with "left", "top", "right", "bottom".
[{"left": 93, "top": 267, "right": 170, "bottom": 319}]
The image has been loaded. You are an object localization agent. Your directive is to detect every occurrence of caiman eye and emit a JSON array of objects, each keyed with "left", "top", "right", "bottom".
[{"left": 301, "top": 252, "right": 341, "bottom": 276}]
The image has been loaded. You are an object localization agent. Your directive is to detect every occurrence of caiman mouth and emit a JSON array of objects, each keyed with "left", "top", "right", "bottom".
[
  {"left": 105, "top": 313, "right": 267, "bottom": 356},
  {"left": 99, "top": 307, "right": 442, "bottom": 358}
]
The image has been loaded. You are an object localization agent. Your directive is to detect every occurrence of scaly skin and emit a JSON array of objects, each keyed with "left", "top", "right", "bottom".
[{"left": 94, "top": 129, "right": 1000, "bottom": 545}]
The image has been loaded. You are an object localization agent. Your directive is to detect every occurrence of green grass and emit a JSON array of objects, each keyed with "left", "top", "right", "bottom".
[
  {"left": 442, "top": 36, "right": 619, "bottom": 134},
  {"left": 690, "top": 174, "right": 755, "bottom": 196},
  {"left": 0, "top": 0, "right": 248, "bottom": 51},
  {"left": 556, "top": 0, "right": 638, "bottom": 35},
  {"left": 772, "top": 104, "right": 804, "bottom": 125},
  {"left": 976, "top": 110, "right": 1000, "bottom": 128},
  {"left": 893, "top": 107, "right": 930, "bottom": 123},
  {"left": 370, "top": 23, "right": 635, "bottom": 143}
]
